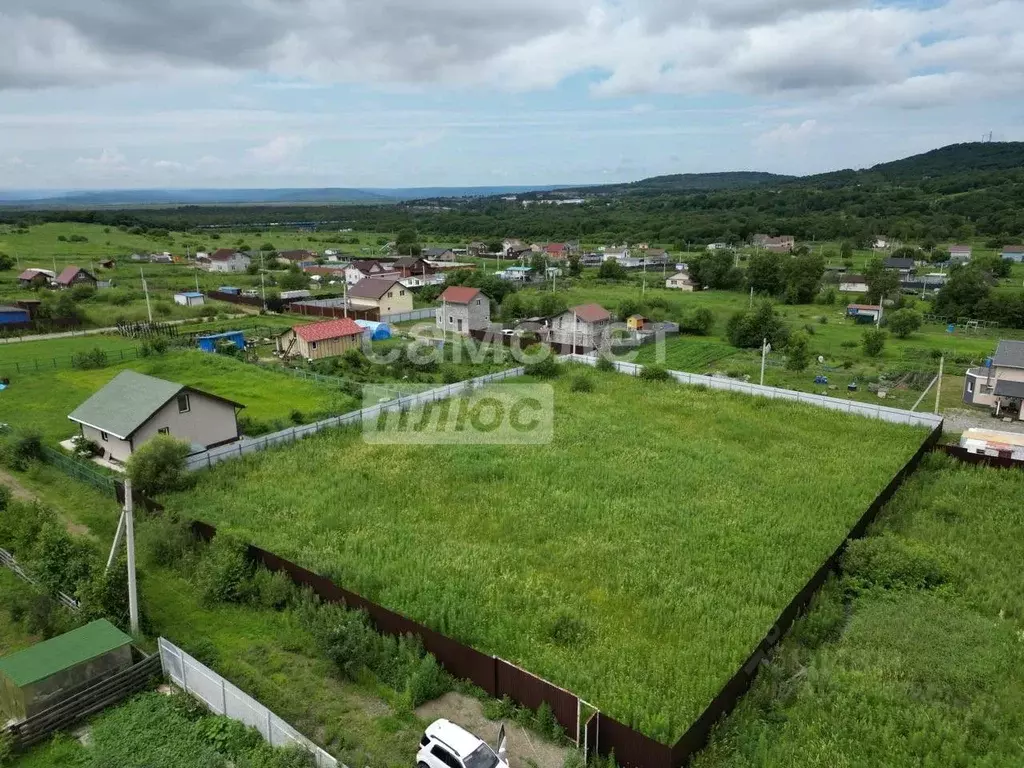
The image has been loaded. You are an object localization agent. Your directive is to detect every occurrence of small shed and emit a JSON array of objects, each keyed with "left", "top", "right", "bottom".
[
  {"left": 0, "top": 305, "right": 31, "bottom": 326},
  {"left": 355, "top": 320, "right": 393, "bottom": 341},
  {"left": 0, "top": 619, "right": 133, "bottom": 722},
  {"left": 174, "top": 291, "right": 205, "bottom": 307},
  {"left": 846, "top": 304, "right": 881, "bottom": 323},
  {"left": 197, "top": 330, "right": 246, "bottom": 353},
  {"left": 626, "top": 314, "right": 647, "bottom": 331}
]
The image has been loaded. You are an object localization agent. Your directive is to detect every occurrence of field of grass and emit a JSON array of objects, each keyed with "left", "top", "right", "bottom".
[
  {"left": 162, "top": 368, "right": 927, "bottom": 742},
  {"left": 0, "top": 350, "right": 358, "bottom": 443},
  {"left": 696, "top": 453, "right": 1024, "bottom": 768}
]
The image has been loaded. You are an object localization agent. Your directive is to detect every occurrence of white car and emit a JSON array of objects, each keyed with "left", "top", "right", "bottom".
[{"left": 417, "top": 719, "right": 506, "bottom": 768}]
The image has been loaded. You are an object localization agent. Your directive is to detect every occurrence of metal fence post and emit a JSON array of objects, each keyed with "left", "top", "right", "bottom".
[{"left": 221, "top": 679, "right": 228, "bottom": 715}]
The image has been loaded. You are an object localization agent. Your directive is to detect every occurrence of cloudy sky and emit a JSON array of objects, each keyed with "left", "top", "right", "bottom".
[{"left": 2, "top": 0, "right": 1023, "bottom": 189}]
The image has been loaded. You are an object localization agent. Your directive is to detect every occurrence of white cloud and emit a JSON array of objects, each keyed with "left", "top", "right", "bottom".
[
  {"left": 755, "top": 119, "right": 822, "bottom": 146},
  {"left": 246, "top": 135, "right": 305, "bottom": 164},
  {"left": 73, "top": 148, "right": 128, "bottom": 171}
]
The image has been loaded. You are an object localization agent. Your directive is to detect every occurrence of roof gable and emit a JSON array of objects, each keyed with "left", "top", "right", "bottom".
[
  {"left": 294, "top": 318, "right": 364, "bottom": 342},
  {"left": 56, "top": 266, "right": 95, "bottom": 285},
  {"left": 570, "top": 303, "right": 611, "bottom": 323},
  {"left": 439, "top": 286, "right": 482, "bottom": 304}
]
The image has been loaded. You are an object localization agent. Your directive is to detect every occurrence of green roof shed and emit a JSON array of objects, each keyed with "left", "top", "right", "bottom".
[{"left": 0, "top": 619, "right": 133, "bottom": 722}]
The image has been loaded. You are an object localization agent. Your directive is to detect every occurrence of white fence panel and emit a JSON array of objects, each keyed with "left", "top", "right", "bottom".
[
  {"left": 567, "top": 354, "right": 942, "bottom": 429},
  {"left": 158, "top": 638, "right": 338, "bottom": 768}
]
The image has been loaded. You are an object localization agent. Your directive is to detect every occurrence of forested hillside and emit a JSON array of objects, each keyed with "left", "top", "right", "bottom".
[{"left": 2, "top": 142, "right": 1022, "bottom": 245}]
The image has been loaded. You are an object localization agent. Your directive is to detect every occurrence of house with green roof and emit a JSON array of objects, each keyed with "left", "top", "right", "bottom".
[
  {"left": 67, "top": 370, "right": 244, "bottom": 463},
  {"left": 0, "top": 619, "right": 133, "bottom": 721}
]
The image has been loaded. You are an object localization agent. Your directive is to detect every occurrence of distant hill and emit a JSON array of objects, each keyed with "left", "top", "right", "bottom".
[{"left": 566, "top": 172, "right": 795, "bottom": 196}]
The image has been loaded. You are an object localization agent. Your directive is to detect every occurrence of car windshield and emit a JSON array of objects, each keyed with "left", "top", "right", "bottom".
[{"left": 464, "top": 743, "right": 499, "bottom": 768}]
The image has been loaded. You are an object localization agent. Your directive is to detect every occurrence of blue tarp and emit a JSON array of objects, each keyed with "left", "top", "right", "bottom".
[
  {"left": 355, "top": 320, "right": 392, "bottom": 341},
  {"left": 197, "top": 330, "right": 245, "bottom": 352}
]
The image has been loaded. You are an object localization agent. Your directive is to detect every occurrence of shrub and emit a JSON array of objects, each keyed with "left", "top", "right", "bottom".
[
  {"left": 250, "top": 567, "right": 296, "bottom": 610},
  {"left": 71, "top": 435, "right": 102, "bottom": 459},
  {"left": 126, "top": 434, "right": 192, "bottom": 496},
  {"left": 440, "top": 365, "right": 461, "bottom": 384},
  {"left": 289, "top": 409, "right": 305, "bottom": 425},
  {"left": 562, "top": 751, "right": 585, "bottom": 768},
  {"left": 786, "top": 331, "right": 811, "bottom": 372},
  {"left": 525, "top": 355, "right": 560, "bottom": 379},
  {"left": 535, "top": 701, "right": 563, "bottom": 741},
  {"left": 843, "top": 535, "right": 949, "bottom": 593},
  {"left": 569, "top": 374, "right": 594, "bottom": 393},
  {"left": 139, "top": 514, "right": 195, "bottom": 570},
  {"left": 71, "top": 347, "right": 108, "bottom": 370},
  {"left": 679, "top": 307, "right": 715, "bottom": 336},
  {"left": 887, "top": 308, "right": 923, "bottom": 339},
  {"left": 862, "top": 328, "right": 887, "bottom": 358},
  {"left": 595, "top": 356, "right": 616, "bottom": 373},
  {"left": 639, "top": 365, "right": 671, "bottom": 382},
  {"left": 195, "top": 535, "right": 253, "bottom": 605},
  {"left": 407, "top": 653, "right": 451, "bottom": 707}
]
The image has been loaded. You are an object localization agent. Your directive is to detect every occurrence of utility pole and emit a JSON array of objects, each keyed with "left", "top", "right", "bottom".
[
  {"left": 760, "top": 338, "right": 770, "bottom": 386},
  {"left": 141, "top": 268, "right": 153, "bottom": 323},
  {"left": 934, "top": 355, "right": 944, "bottom": 414},
  {"left": 261, "top": 272, "right": 267, "bottom": 311},
  {"left": 749, "top": 286, "right": 754, "bottom": 308},
  {"left": 124, "top": 479, "right": 139, "bottom": 635}
]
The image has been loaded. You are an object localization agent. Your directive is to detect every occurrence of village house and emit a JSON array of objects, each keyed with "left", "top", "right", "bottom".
[
  {"left": 17, "top": 269, "right": 54, "bottom": 289},
  {"left": 963, "top": 340, "right": 1024, "bottom": 419},
  {"left": 422, "top": 248, "right": 456, "bottom": 262},
  {"left": 1002, "top": 245, "right": 1024, "bottom": 263},
  {"left": 276, "top": 249, "right": 317, "bottom": 267},
  {"left": 345, "top": 260, "right": 399, "bottom": 286},
  {"left": 55, "top": 266, "right": 97, "bottom": 290},
  {"left": 67, "top": 370, "right": 243, "bottom": 463},
  {"left": 665, "top": 271, "right": 697, "bottom": 291},
  {"left": 502, "top": 238, "right": 525, "bottom": 256},
  {"left": 547, "top": 303, "right": 612, "bottom": 353},
  {"left": 392, "top": 256, "right": 435, "bottom": 278},
  {"left": 948, "top": 244, "right": 972, "bottom": 263},
  {"left": 205, "top": 249, "right": 251, "bottom": 273},
  {"left": 436, "top": 286, "right": 490, "bottom": 335},
  {"left": 839, "top": 274, "right": 870, "bottom": 293},
  {"left": 277, "top": 317, "right": 363, "bottom": 360},
  {"left": 173, "top": 292, "right": 205, "bottom": 307},
  {"left": 467, "top": 241, "right": 489, "bottom": 257},
  {"left": 846, "top": 304, "right": 882, "bottom": 323},
  {"left": 347, "top": 278, "right": 413, "bottom": 315},
  {"left": 882, "top": 257, "right": 915, "bottom": 275}
]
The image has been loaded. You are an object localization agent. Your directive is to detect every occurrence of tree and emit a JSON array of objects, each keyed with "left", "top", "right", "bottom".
[
  {"left": 747, "top": 251, "right": 785, "bottom": 295},
  {"left": 887, "top": 308, "right": 922, "bottom": 338},
  {"left": 864, "top": 257, "right": 900, "bottom": 304},
  {"left": 259, "top": 242, "right": 276, "bottom": 253},
  {"left": 786, "top": 331, "right": 811, "bottom": 371},
  {"left": 862, "top": 328, "right": 887, "bottom": 357},
  {"left": 618, "top": 299, "right": 643, "bottom": 321},
  {"left": 530, "top": 252, "right": 548, "bottom": 275},
  {"left": 500, "top": 293, "right": 528, "bottom": 324},
  {"left": 840, "top": 241, "right": 854, "bottom": 260},
  {"left": 126, "top": 435, "right": 192, "bottom": 496},
  {"left": 278, "top": 269, "right": 309, "bottom": 291},
  {"left": 486, "top": 240, "right": 503, "bottom": 254},
  {"left": 690, "top": 251, "right": 742, "bottom": 290},
  {"left": 597, "top": 259, "right": 627, "bottom": 280},
  {"left": 0, "top": 253, "right": 13, "bottom": 271},
  {"left": 535, "top": 293, "right": 568, "bottom": 317},
  {"left": 726, "top": 300, "right": 790, "bottom": 349},
  {"left": 934, "top": 264, "right": 992, "bottom": 319},
  {"left": 679, "top": 307, "right": 715, "bottom": 336},
  {"left": 783, "top": 251, "right": 825, "bottom": 304},
  {"left": 567, "top": 254, "right": 582, "bottom": 277}
]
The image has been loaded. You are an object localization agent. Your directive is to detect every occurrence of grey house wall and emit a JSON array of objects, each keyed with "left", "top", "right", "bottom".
[
  {"left": 81, "top": 392, "right": 239, "bottom": 463},
  {"left": 436, "top": 296, "right": 490, "bottom": 334},
  {"left": 548, "top": 313, "right": 609, "bottom": 350}
]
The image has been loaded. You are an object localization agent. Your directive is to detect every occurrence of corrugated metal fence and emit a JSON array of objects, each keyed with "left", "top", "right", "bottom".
[
  {"left": 158, "top": 638, "right": 338, "bottom": 768},
  {"left": 185, "top": 367, "right": 527, "bottom": 470}
]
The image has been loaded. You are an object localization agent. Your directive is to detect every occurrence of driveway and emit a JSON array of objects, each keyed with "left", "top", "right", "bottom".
[{"left": 942, "top": 408, "right": 1024, "bottom": 435}]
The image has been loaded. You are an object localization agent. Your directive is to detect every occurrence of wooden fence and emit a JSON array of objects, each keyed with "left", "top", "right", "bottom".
[{"left": 3, "top": 653, "right": 161, "bottom": 752}]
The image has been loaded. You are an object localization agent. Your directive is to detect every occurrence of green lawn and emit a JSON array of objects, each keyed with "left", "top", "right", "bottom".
[
  {"left": 163, "top": 368, "right": 927, "bottom": 743},
  {"left": 696, "top": 454, "right": 1024, "bottom": 768},
  {"left": 0, "top": 350, "right": 358, "bottom": 443}
]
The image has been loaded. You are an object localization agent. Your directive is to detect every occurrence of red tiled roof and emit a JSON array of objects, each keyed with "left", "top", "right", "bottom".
[
  {"left": 544, "top": 243, "right": 567, "bottom": 254},
  {"left": 1003, "top": 245, "right": 1024, "bottom": 253},
  {"left": 847, "top": 304, "right": 881, "bottom": 311},
  {"left": 18, "top": 269, "right": 49, "bottom": 280},
  {"left": 439, "top": 286, "right": 482, "bottom": 304},
  {"left": 294, "top": 318, "right": 364, "bottom": 343},
  {"left": 571, "top": 303, "right": 611, "bottom": 323},
  {"left": 56, "top": 266, "right": 93, "bottom": 285}
]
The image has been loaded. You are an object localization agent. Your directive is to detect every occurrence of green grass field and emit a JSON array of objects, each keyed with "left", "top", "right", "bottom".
[
  {"left": 0, "top": 350, "right": 357, "bottom": 442},
  {"left": 163, "top": 369, "right": 927, "bottom": 742},
  {"left": 695, "top": 453, "right": 1024, "bottom": 768}
]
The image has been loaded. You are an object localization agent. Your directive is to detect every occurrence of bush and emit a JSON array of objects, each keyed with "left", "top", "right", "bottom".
[
  {"left": 861, "top": 328, "right": 887, "bottom": 357},
  {"left": 126, "top": 434, "right": 192, "bottom": 496},
  {"left": 639, "top": 365, "right": 671, "bottom": 382},
  {"left": 440, "top": 365, "right": 461, "bottom": 384},
  {"left": 250, "top": 567, "right": 296, "bottom": 610},
  {"left": 569, "top": 374, "right": 594, "bottom": 393},
  {"left": 71, "top": 435, "right": 102, "bottom": 459},
  {"left": 139, "top": 514, "right": 195, "bottom": 570},
  {"left": 71, "top": 347, "right": 109, "bottom": 370},
  {"left": 195, "top": 535, "right": 254, "bottom": 605},
  {"left": 535, "top": 701, "right": 563, "bottom": 741},
  {"left": 289, "top": 409, "right": 305, "bottom": 425},
  {"left": 726, "top": 300, "right": 790, "bottom": 349},
  {"left": 786, "top": 331, "right": 811, "bottom": 372},
  {"left": 548, "top": 613, "right": 592, "bottom": 647},
  {"left": 843, "top": 535, "right": 949, "bottom": 593},
  {"left": 525, "top": 355, "right": 560, "bottom": 379},
  {"left": 595, "top": 356, "right": 616, "bottom": 372},
  {"left": 679, "top": 307, "right": 715, "bottom": 336},
  {"left": 887, "top": 308, "right": 923, "bottom": 339}
]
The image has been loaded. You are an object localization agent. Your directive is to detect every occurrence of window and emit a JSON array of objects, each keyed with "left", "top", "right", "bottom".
[
  {"left": 475, "top": 299, "right": 481, "bottom": 305},
  {"left": 100, "top": 431, "right": 109, "bottom": 442},
  {"left": 388, "top": 291, "right": 393, "bottom": 298},
  {"left": 310, "top": 341, "right": 318, "bottom": 350},
  {"left": 158, "top": 427, "right": 170, "bottom": 435},
  {"left": 177, "top": 393, "right": 191, "bottom": 413},
  {"left": 967, "top": 379, "right": 974, "bottom": 394},
  {"left": 400, "top": 289, "right": 406, "bottom": 296},
  {"left": 449, "top": 316, "right": 454, "bottom": 324},
  {"left": 430, "top": 746, "right": 461, "bottom": 768}
]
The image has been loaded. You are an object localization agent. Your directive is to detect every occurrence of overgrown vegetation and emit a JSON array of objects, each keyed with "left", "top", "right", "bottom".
[{"left": 162, "top": 370, "right": 926, "bottom": 742}]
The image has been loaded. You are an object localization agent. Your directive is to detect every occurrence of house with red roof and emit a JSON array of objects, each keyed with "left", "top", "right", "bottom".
[
  {"left": 276, "top": 317, "right": 364, "bottom": 360},
  {"left": 437, "top": 286, "right": 490, "bottom": 335},
  {"left": 17, "top": 268, "right": 54, "bottom": 289},
  {"left": 55, "top": 266, "right": 97, "bottom": 290}
]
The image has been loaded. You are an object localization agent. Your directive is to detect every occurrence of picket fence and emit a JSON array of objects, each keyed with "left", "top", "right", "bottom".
[
  {"left": 158, "top": 638, "right": 338, "bottom": 768},
  {"left": 565, "top": 355, "right": 944, "bottom": 429},
  {"left": 185, "top": 366, "right": 527, "bottom": 470}
]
